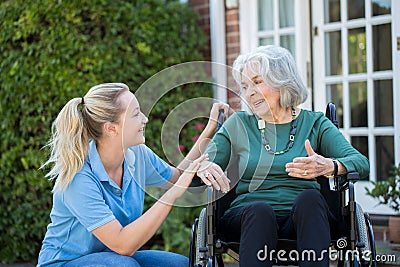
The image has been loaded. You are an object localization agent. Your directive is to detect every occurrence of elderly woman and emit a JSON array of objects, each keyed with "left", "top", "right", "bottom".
[{"left": 197, "top": 45, "right": 369, "bottom": 267}]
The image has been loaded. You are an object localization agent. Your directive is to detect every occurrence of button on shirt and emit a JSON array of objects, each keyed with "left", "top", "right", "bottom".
[{"left": 38, "top": 141, "right": 172, "bottom": 267}]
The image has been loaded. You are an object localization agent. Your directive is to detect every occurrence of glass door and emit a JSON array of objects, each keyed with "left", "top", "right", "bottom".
[{"left": 312, "top": 0, "right": 399, "bottom": 214}]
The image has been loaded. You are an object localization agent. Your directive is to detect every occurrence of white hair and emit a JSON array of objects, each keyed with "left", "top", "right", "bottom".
[{"left": 232, "top": 45, "right": 308, "bottom": 110}]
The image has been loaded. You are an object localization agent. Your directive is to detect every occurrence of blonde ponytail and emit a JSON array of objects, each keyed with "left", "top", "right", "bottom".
[{"left": 41, "top": 83, "right": 129, "bottom": 192}]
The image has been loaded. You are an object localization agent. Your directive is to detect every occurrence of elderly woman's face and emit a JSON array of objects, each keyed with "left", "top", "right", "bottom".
[{"left": 241, "top": 64, "right": 280, "bottom": 118}]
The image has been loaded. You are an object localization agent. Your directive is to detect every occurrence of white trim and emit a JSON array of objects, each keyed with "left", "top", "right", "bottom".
[
  {"left": 239, "top": 0, "right": 257, "bottom": 54},
  {"left": 295, "top": 0, "right": 312, "bottom": 110},
  {"left": 311, "top": 0, "right": 326, "bottom": 112},
  {"left": 210, "top": 0, "right": 227, "bottom": 103},
  {"left": 393, "top": 0, "right": 400, "bottom": 165}
]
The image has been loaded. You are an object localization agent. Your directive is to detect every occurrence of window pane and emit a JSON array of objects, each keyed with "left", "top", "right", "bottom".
[
  {"left": 351, "top": 136, "right": 369, "bottom": 180},
  {"left": 325, "top": 31, "right": 342, "bottom": 75},
  {"left": 279, "top": 0, "right": 294, "bottom": 28},
  {"left": 348, "top": 28, "right": 366, "bottom": 74},
  {"left": 258, "top": 0, "right": 274, "bottom": 31},
  {"left": 280, "top": 35, "right": 295, "bottom": 59},
  {"left": 259, "top": 37, "right": 274, "bottom": 46},
  {"left": 349, "top": 82, "right": 367, "bottom": 127},
  {"left": 372, "top": 0, "right": 391, "bottom": 16},
  {"left": 326, "top": 84, "right": 343, "bottom": 127},
  {"left": 324, "top": 0, "right": 340, "bottom": 23},
  {"left": 348, "top": 0, "right": 365, "bottom": 20},
  {"left": 375, "top": 136, "right": 394, "bottom": 181},
  {"left": 373, "top": 24, "right": 392, "bottom": 71},
  {"left": 374, "top": 79, "right": 393, "bottom": 126}
]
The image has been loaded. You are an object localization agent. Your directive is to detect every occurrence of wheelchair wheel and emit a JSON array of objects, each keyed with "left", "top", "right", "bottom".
[
  {"left": 356, "top": 204, "right": 370, "bottom": 254},
  {"left": 195, "top": 208, "right": 208, "bottom": 267},
  {"left": 355, "top": 203, "right": 376, "bottom": 267}
]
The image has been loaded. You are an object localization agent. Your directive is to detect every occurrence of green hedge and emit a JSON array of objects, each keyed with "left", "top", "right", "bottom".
[{"left": 0, "top": 0, "right": 210, "bottom": 263}]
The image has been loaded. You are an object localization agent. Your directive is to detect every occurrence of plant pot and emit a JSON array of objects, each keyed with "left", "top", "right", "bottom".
[{"left": 389, "top": 215, "right": 400, "bottom": 243}]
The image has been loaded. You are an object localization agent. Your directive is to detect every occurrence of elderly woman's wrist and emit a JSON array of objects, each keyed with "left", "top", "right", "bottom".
[{"left": 325, "top": 159, "right": 338, "bottom": 178}]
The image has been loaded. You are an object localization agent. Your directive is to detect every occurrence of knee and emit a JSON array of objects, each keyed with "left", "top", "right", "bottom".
[
  {"left": 293, "top": 189, "right": 329, "bottom": 218},
  {"left": 242, "top": 201, "right": 276, "bottom": 223},
  {"left": 295, "top": 189, "right": 326, "bottom": 207}
]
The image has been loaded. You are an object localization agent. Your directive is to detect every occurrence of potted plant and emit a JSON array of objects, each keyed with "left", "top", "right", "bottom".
[{"left": 365, "top": 164, "right": 400, "bottom": 243}]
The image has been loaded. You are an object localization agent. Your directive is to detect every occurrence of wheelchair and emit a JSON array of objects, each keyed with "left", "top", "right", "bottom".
[{"left": 189, "top": 103, "right": 377, "bottom": 267}]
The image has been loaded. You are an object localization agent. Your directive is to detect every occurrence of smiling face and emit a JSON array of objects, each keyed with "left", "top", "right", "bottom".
[
  {"left": 118, "top": 91, "right": 148, "bottom": 148},
  {"left": 241, "top": 64, "right": 281, "bottom": 119}
]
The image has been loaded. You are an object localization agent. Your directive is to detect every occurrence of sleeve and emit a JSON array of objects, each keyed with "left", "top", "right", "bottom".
[
  {"left": 316, "top": 116, "right": 370, "bottom": 179},
  {"left": 62, "top": 174, "right": 116, "bottom": 232},
  {"left": 140, "top": 145, "right": 173, "bottom": 186},
  {"left": 204, "top": 113, "right": 241, "bottom": 171}
]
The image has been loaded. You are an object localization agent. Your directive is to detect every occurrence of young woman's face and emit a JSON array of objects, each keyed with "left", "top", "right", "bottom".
[
  {"left": 118, "top": 91, "right": 148, "bottom": 148},
  {"left": 241, "top": 64, "right": 281, "bottom": 118}
]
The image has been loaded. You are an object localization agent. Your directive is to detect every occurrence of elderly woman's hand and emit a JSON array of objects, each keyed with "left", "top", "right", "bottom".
[
  {"left": 285, "top": 140, "right": 336, "bottom": 179},
  {"left": 196, "top": 159, "right": 230, "bottom": 193}
]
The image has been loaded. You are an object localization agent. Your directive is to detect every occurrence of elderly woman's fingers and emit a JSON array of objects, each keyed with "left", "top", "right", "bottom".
[
  {"left": 208, "top": 168, "right": 230, "bottom": 193},
  {"left": 196, "top": 161, "right": 230, "bottom": 192}
]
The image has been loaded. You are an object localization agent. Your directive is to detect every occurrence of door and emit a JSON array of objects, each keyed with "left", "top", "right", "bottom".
[{"left": 312, "top": 0, "right": 399, "bottom": 214}]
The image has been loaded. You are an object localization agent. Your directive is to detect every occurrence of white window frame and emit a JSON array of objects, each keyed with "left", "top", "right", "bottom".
[
  {"left": 312, "top": 0, "right": 399, "bottom": 214},
  {"left": 239, "top": 0, "right": 312, "bottom": 109}
]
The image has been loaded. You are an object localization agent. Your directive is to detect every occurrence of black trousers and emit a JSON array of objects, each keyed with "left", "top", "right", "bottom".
[{"left": 220, "top": 189, "right": 331, "bottom": 267}]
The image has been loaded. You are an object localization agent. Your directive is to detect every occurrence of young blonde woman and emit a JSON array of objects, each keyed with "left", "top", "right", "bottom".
[{"left": 37, "top": 83, "right": 230, "bottom": 267}]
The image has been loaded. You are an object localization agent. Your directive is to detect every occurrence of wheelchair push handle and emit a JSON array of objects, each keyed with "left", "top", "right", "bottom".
[
  {"left": 216, "top": 109, "right": 226, "bottom": 131},
  {"left": 326, "top": 102, "right": 339, "bottom": 128}
]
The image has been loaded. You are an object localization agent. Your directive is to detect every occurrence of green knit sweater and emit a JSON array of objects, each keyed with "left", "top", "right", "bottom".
[{"left": 205, "top": 110, "right": 369, "bottom": 216}]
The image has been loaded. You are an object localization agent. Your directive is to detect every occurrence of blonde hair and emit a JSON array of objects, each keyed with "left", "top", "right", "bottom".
[
  {"left": 42, "top": 83, "right": 129, "bottom": 192},
  {"left": 232, "top": 45, "right": 308, "bottom": 109}
]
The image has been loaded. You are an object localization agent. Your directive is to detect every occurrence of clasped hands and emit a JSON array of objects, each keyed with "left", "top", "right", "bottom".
[{"left": 196, "top": 160, "right": 230, "bottom": 193}]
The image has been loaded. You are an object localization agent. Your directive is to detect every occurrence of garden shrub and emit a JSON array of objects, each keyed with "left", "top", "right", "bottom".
[{"left": 0, "top": 0, "right": 211, "bottom": 263}]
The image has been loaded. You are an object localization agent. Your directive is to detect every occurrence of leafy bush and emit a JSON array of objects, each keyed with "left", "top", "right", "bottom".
[
  {"left": 0, "top": 0, "right": 210, "bottom": 263},
  {"left": 365, "top": 164, "right": 400, "bottom": 214}
]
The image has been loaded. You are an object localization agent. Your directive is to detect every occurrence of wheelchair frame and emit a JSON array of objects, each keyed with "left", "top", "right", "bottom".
[{"left": 189, "top": 103, "right": 377, "bottom": 267}]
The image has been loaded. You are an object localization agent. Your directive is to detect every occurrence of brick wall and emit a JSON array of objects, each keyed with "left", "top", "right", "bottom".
[
  {"left": 225, "top": 3, "right": 241, "bottom": 110},
  {"left": 189, "top": 0, "right": 241, "bottom": 110},
  {"left": 189, "top": 0, "right": 211, "bottom": 61}
]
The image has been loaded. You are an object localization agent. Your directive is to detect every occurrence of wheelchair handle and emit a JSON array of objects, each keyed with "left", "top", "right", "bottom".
[
  {"left": 326, "top": 102, "right": 339, "bottom": 128},
  {"left": 216, "top": 109, "right": 225, "bottom": 131}
]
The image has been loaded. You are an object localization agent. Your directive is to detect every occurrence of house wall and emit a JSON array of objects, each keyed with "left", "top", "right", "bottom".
[
  {"left": 189, "top": 0, "right": 211, "bottom": 61},
  {"left": 189, "top": 0, "right": 241, "bottom": 110}
]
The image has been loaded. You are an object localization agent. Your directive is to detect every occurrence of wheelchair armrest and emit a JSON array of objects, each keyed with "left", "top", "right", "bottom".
[{"left": 334, "top": 172, "right": 360, "bottom": 191}]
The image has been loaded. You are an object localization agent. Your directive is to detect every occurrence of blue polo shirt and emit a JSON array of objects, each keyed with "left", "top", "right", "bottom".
[{"left": 37, "top": 141, "right": 172, "bottom": 267}]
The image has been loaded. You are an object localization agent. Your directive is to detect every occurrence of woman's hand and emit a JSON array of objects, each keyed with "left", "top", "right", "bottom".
[
  {"left": 205, "top": 102, "right": 231, "bottom": 131},
  {"left": 285, "top": 140, "right": 335, "bottom": 179},
  {"left": 170, "top": 154, "right": 209, "bottom": 199},
  {"left": 196, "top": 160, "right": 230, "bottom": 193}
]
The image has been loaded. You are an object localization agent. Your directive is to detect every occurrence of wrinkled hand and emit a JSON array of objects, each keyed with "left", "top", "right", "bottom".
[
  {"left": 172, "top": 154, "right": 209, "bottom": 199},
  {"left": 196, "top": 160, "right": 230, "bottom": 193},
  {"left": 285, "top": 140, "right": 334, "bottom": 179},
  {"left": 206, "top": 102, "right": 231, "bottom": 130}
]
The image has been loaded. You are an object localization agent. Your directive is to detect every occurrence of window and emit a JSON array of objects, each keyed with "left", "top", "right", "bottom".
[{"left": 313, "top": 0, "right": 396, "bottom": 184}]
